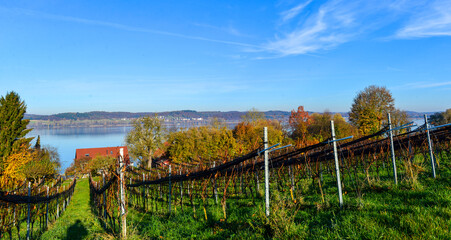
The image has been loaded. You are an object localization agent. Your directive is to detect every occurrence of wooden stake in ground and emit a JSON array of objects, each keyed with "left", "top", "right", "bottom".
[
  {"left": 331, "top": 120, "right": 343, "bottom": 208},
  {"left": 119, "top": 148, "right": 127, "bottom": 239}
]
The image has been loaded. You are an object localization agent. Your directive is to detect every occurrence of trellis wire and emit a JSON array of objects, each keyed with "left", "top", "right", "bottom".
[
  {"left": 90, "top": 123, "right": 450, "bottom": 238},
  {"left": 0, "top": 179, "right": 76, "bottom": 239}
]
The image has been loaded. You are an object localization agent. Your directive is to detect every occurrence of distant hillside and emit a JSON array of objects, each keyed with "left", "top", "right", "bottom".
[
  {"left": 24, "top": 110, "right": 437, "bottom": 121},
  {"left": 25, "top": 110, "right": 292, "bottom": 121}
]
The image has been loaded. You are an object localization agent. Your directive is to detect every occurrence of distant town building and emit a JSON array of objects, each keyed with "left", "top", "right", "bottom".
[{"left": 75, "top": 146, "right": 130, "bottom": 165}]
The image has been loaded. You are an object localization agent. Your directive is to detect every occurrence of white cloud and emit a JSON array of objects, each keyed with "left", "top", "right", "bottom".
[
  {"left": 280, "top": 0, "right": 312, "bottom": 22},
  {"left": 396, "top": 0, "right": 451, "bottom": 38},
  {"left": 266, "top": 0, "right": 366, "bottom": 55},
  {"left": 265, "top": 0, "right": 451, "bottom": 56}
]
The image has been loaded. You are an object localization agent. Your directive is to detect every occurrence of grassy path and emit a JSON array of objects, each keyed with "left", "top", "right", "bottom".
[{"left": 40, "top": 178, "right": 110, "bottom": 240}]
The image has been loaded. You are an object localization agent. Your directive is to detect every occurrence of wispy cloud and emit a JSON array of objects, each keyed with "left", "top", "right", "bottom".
[
  {"left": 265, "top": 0, "right": 451, "bottom": 56},
  {"left": 280, "top": 0, "right": 312, "bottom": 22},
  {"left": 0, "top": 7, "right": 261, "bottom": 49},
  {"left": 404, "top": 81, "right": 451, "bottom": 89},
  {"left": 192, "top": 22, "right": 250, "bottom": 38},
  {"left": 265, "top": 0, "right": 368, "bottom": 55},
  {"left": 396, "top": 0, "right": 451, "bottom": 38}
]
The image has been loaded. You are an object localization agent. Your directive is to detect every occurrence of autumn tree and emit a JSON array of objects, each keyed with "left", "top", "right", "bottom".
[
  {"left": 0, "top": 145, "right": 35, "bottom": 188},
  {"left": 429, "top": 109, "right": 451, "bottom": 125},
  {"left": 64, "top": 156, "right": 91, "bottom": 176},
  {"left": 288, "top": 106, "right": 313, "bottom": 146},
  {"left": 233, "top": 119, "right": 284, "bottom": 154},
  {"left": 332, "top": 113, "right": 357, "bottom": 139},
  {"left": 388, "top": 109, "right": 409, "bottom": 134},
  {"left": 22, "top": 145, "right": 61, "bottom": 182},
  {"left": 0, "top": 91, "right": 33, "bottom": 173},
  {"left": 349, "top": 86, "right": 397, "bottom": 135},
  {"left": 86, "top": 155, "right": 116, "bottom": 175},
  {"left": 168, "top": 125, "right": 237, "bottom": 165},
  {"left": 307, "top": 112, "right": 332, "bottom": 142},
  {"left": 233, "top": 122, "right": 259, "bottom": 153},
  {"left": 305, "top": 111, "right": 357, "bottom": 142},
  {"left": 443, "top": 109, "right": 450, "bottom": 123},
  {"left": 125, "top": 116, "right": 166, "bottom": 170}
]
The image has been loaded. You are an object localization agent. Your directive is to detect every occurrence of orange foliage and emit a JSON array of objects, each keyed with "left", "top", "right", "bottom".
[
  {"left": 289, "top": 106, "right": 311, "bottom": 126},
  {"left": 289, "top": 106, "right": 312, "bottom": 144}
]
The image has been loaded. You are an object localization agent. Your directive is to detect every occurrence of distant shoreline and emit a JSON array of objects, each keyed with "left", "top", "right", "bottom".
[{"left": 27, "top": 119, "right": 243, "bottom": 130}]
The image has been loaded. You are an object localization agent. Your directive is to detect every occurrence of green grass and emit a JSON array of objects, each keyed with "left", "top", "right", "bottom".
[
  {"left": 24, "top": 152, "right": 448, "bottom": 239},
  {"left": 125, "top": 153, "right": 451, "bottom": 239},
  {"left": 40, "top": 178, "right": 111, "bottom": 240}
]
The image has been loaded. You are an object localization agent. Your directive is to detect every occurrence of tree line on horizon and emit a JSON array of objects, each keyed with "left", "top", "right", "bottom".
[
  {"left": 1, "top": 87, "right": 448, "bottom": 179},
  {"left": 25, "top": 110, "right": 292, "bottom": 121},
  {"left": 113, "top": 85, "right": 450, "bottom": 172}
]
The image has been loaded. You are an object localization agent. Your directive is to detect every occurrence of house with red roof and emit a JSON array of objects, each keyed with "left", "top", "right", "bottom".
[{"left": 75, "top": 146, "right": 130, "bottom": 165}]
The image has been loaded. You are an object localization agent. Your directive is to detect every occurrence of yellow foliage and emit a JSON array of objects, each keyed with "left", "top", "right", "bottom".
[{"left": 0, "top": 147, "right": 35, "bottom": 188}]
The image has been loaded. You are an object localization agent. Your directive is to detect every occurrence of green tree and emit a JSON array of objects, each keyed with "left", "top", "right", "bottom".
[
  {"left": 0, "top": 91, "right": 33, "bottom": 173},
  {"left": 349, "top": 86, "right": 395, "bottom": 135},
  {"left": 22, "top": 145, "right": 61, "bottom": 182},
  {"left": 306, "top": 112, "right": 357, "bottom": 142},
  {"left": 388, "top": 109, "right": 409, "bottom": 134},
  {"left": 332, "top": 113, "right": 358, "bottom": 139},
  {"left": 307, "top": 112, "right": 331, "bottom": 142},
  {"left": 34, "top": 135, "right": 41, "bottom": 150},
  {"left": 87, "top": 155, "right": 116, "bottom": 175},
  {"left": 125, "top": 116, "right": 166, "bottom": 170},
  {"left": 241, "top": 108, "right": 266, "bottom": 125}
]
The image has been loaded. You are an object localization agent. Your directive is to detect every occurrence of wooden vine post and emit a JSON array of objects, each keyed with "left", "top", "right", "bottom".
[
  {"left": 264, "top": 127, "right": 270, "bottom": 217},
  {"left": 56, "top": 186, "right": 60, "bottom": 218},
  {"left": 388, "top": 113, "right": 398, "bottom": 184},
  {"left": 46, "top": 186, "right": 49, "bottom": 228},
  {"left": 331, "top": 120, "right": 344, "bottom": 208},
  {"left": 424, "top": 114, "right": 436, "bottom": 178},
  {"left": 119, "top": 148, "right": 127, "bottom": 239},
  {"left": 102, "top": 173, "right": 107, "bottom": 227},
  {"left": 213, "top": 162, "right": 218, "bottom": 204},
  {"left": 26, "top": 182, "right": 31, "bottom": 240},
  {"left": 169, "top": 164, "right": 172, "bottom": 214}
]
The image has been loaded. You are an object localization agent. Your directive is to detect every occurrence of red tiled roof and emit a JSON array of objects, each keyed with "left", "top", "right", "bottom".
[{"left": 75, "top": 146, "right": 129, "bottom": 163}]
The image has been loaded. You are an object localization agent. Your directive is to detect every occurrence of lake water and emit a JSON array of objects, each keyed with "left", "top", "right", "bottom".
[
  {"left": 27, "top": 118, "right": 428, "bottom": 174},
  {"left": 28, "top": 127, "right": 132, "bottom": 173}
]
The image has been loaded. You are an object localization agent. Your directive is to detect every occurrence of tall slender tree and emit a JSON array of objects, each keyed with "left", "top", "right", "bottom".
[
  {"left": 0, "top": 91, "right": 33, "bottom": 173},
  {"left": 34, "top": 135, "right": 41, "bottom": 149}
]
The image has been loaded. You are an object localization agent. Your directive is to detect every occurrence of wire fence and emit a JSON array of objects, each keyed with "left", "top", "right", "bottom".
[
  {"left": 89, "top": 121, "right": 451, "bottom": 238},
  {"left": 0, "top": 178, "right": 76, "bottom": 239},
  {"left": 89, "top": 173, "right": 119, "bottom": 235}
]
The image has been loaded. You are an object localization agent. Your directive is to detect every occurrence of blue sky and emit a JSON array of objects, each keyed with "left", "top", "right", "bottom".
[{"left": 0, "top": 0, "right": 450, "bottom": 114}]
